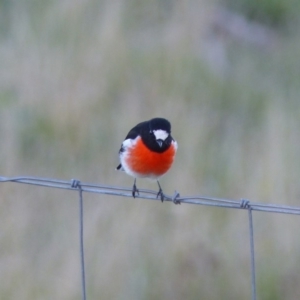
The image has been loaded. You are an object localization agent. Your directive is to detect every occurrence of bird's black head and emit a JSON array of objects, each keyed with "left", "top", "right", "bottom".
[
  {"left": 149, "top": 118, "right": 171, "bottom": 133},
  {"left": 141, "top": 118, "right": 173, "bottom": 153}
]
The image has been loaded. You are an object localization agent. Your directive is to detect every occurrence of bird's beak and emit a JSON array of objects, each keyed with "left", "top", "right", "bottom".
[{"left": 156, "top": 139, "right": 163, "bottom": 148}]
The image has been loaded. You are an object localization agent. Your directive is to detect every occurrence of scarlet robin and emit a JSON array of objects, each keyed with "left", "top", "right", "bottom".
[{"left": 116, "top": 118, "right": 177, "bottom": 202}]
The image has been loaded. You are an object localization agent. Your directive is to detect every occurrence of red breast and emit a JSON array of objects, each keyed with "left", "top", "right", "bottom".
[{"left": 125, "top": 137, "right": 176, "bottom": 178}]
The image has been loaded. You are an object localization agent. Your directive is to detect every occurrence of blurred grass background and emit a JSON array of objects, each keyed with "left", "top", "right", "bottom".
[{"left": 1, "top": 0, "right": 300, "bottom": 299}]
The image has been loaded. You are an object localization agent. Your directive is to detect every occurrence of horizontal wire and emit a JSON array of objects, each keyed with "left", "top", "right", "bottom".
[{"left": 1, "top": 175, "right": 300, "bottom": 215}]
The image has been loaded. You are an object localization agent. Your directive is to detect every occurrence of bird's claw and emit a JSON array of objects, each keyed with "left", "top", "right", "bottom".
[
  {"left": 172, "top": 191, "right": 181, "bottom": 205},
  {"left": 132, "top": 183, "right": 139, "bottom": 198},
  {"left": 157, "top": 188, "right": 165, "bottom": 202}
]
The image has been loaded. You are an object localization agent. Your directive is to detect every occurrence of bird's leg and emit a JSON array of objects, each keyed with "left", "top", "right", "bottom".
[
  {"left": 132, "top": 178, "right": 139, "bottom": 198},
  {"left": 156, "top": 180, "right": 165, "bottom": 202}
]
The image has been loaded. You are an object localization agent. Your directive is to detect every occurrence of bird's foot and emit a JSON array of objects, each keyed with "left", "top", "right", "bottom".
[
  {"left": 172, "top": 191, "right": 181, "bottom": 205},
  {"left": 157, "top": 187, "right": 165, "bottom": 202},
  {"left": 132, "top": 181, "right": 139, "bottom": 198}
]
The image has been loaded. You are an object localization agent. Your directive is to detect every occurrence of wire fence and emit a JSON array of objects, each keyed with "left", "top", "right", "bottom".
[{"left": 1, "top": 175, "right": 300, "bottom": 300}]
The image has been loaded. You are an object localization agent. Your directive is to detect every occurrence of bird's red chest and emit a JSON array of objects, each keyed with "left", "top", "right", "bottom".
[{"left": 125, "top": 137, "right": 176, "bottom": 177}]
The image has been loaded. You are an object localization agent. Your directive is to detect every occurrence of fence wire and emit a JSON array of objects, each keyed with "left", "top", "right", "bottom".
[{"left": 1, "top": 175, "right": 300, "bottom": 300}]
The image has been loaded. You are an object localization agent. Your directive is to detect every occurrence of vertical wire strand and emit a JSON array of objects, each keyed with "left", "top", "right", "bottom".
[
  {"left": 78, "top": 185, "right": 87, "bottom": 300},
  {"left": 248, "top": 208, "right": 257, "bottom": 300}
]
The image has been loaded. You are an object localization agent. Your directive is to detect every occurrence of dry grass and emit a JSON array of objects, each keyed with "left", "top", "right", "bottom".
[{"left": 1, "top": 0, "right": 300, "bottom": 299}]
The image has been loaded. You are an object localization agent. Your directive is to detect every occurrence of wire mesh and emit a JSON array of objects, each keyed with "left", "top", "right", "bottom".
[{"left": 2, "top": 175, "right": 300, "bottom": 300}]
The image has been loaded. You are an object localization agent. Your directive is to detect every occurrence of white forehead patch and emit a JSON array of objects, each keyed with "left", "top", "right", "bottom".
[{"left": 153, "top": 129, "right": 168, "bottom": 141}]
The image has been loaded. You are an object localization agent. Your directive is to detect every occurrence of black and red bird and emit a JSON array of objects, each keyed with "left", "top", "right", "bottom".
[{"left": 116, "top": 118, "right": 177, "bottom": 202}]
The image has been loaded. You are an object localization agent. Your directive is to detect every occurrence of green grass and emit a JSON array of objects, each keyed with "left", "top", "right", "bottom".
[{"left": 1, "top": 0, "right": 300, "bottom": 299}]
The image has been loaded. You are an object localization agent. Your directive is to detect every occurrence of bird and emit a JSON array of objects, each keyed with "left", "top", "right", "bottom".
[{"left": 116, "top": 117, "right": 178, "bottom": 202}]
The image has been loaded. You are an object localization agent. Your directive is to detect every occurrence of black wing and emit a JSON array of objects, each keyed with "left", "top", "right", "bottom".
[
  {"left": 124, "top": 120, "right": 148, "bottom": 140},
  {"left": 117, "top": 120, "right": 150, "bottom": 171},
  {"left": 118, "top": 120, "right": 149, "bottom": 154}
]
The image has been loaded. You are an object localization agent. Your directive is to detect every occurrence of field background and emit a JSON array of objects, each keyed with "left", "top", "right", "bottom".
[{"left": 1, "top": 0, "right": 300, "bottom": 299}]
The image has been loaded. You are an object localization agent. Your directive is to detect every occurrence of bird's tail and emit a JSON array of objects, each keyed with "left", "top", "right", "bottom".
[{"left": 116, "top": 164, "right": 124, "bottom": 171}]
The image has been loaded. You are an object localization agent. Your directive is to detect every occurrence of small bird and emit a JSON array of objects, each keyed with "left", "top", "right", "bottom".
[{"left": 116, "top": 118, "right": 178, "bottom": 202}]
